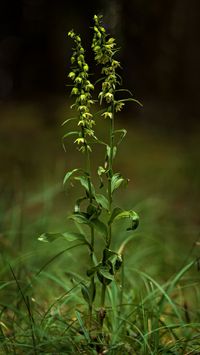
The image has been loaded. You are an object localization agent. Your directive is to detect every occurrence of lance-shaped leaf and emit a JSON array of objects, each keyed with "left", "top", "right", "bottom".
[
  {"left": 108, "top": 207, "right": 139, "bottom": 231},
  {"left": 62, "top": 131, "right": 79, "bottom": 140},
  {"left": 95, "top": 193, "right": 109, "bottom": 210},
  {"left": 75, "top": 311, "right": 90, "bottom": 343},
  {"left": 108, "top": 207, "right": 122, "bottom": 225},
  {"left": 62, "top": 131, "right": 80, "bottom": 152},
  {"left": 102, "top": 248, "right": 123, "bottom": 272},
  {"left": 74, "top": 196, "right": 87, "bottom": 213},
  {"left": 117, "top": 98, "right": 143, "bottom": 107},
  {"left": 62, "top": 117, "right": 77, "bottom": 126},
  {"left": 68, "top": 212, "right": 91, "bottom": 225},
  {"left": 87, "top": 265, "right": 99, "bottom": 277},
  {"left": 74, "top": 176, "right": 95, "bottom": 195},
  {"left": 81, "top": 283, "right": 91, "bottom": 306},
  {"left": 97, "top": 265, "right": 114, "bottom": 285},
  {"left": 111, "top": 173, "right": 124, "bottom": 193},
  {"left": 102, "top": 248, "right": 117, "bottom": 262},
  {"left": 87, "top": 204, "right": 100, "bottom": 219},
  {"left": 98, "top": 266, "right": 114, "bottom": 281},
  {"left": 118, "top": 233, "right": 139, "bottom": 255},
  {"left": 81, "top": 281, "right": 96, "bottom": 306},
  {"left": 68, "top": 212, "right": 107, "bottom": 238},
  {"left": 90, "top": 218, "right": 108, "bottom": 237},
  {"left": 63, "top": 168, "right": 87, "bottom": 185},
  {"left": 115, "top": 88, "right": 133, "bottom": 96},
  {"left": 106, "top": 145, "right": 117, "bottom": 162},
  {"left": 38, "top": 232, "right": 89, "bottom": 244},
  {"left": 114, "top": 129, "right": 127, "bottom": 146}
]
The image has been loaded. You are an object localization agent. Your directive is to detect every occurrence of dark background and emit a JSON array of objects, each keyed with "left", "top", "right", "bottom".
[{"left": 0, "top": 0, "right": 200, "bottom": 129}]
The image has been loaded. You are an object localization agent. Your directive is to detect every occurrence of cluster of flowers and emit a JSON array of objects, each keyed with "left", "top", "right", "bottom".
[
  {"left": 68, "top": 15, "right": 125, "bottom": 153},
  {"left": 92, "top": 15, "right": 124, "bottom": 119},
  {"left": 68, "top": 30, "right": 95, "bottom": 152}
]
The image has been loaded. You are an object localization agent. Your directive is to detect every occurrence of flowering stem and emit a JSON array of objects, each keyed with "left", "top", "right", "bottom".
[
  {"left": 85, "top": 144, "right": 94, "bottom": 251},
  {"left": 107, "top": 106, "right": 115, "bottom": 248},
  {"left": 84, "top": 138, "right": 95, "bottom": 327},
  {"left": 100, "top": 105, "right": 115, "bottom": 319}
]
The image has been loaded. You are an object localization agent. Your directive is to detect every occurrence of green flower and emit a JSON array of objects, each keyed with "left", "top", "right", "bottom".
[
  {"left": 68, "top": 29, "right": 95, "bottom": 151},
  {"left": 92, "top": 15, "right": 124, "bottom": 116},
  {"left": 115, "top": 101, "right": 125, "bottom": 112},
  {"left": 101, "top": 111, "right": 113, "bottom": 119}
]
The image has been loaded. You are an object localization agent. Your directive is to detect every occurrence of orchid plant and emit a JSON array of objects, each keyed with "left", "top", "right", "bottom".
[{"left": 39, "top": 14, "right": 142, "bottom": 330}]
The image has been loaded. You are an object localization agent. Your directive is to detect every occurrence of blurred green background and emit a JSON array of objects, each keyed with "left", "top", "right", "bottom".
[{"left": 0, "top": 0, "right": 200, "bottom": 282}]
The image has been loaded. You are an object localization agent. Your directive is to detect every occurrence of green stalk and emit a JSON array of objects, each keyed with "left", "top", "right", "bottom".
[
  {"left": 84, "top": 139, "right": 95, "bottom": 253},
  {"left": 100, "top": 104, "right": 115, "bottom": 318},
  {"left": 119, "top": 254, "right": 124, "bottom": 316},
  {"left": 107, "top": 106, "right": 115, "bottom": 248},
  {"left": 83, "top": 129, "right": 95, "bottom": 328},
  {"left": 101, "top": 284, "right": 106, "bottom": 307}
]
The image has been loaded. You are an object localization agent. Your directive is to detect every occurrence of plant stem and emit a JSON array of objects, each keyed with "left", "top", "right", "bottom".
[
  {"left": 99, "top": 283, "right": 106, "bottom": 329},
  {"left": 107, "top": 106, "right": 115, "bottom": 248},
  {"left": 101, "top": 284, "right": 106, "bottom": 307},
  {"left": 84, "top": 138, "right": 95, "bottom": 327},
  {"left": 100, "top": 105, "right": 115, "bottom": 318},
  {"left": 119, "top": 254, "right": 124, "bottom": 316},
  {"left": 85, "top": 144, "right": 95, "bottom": 251}
]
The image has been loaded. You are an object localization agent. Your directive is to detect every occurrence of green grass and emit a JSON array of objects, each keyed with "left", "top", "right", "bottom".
[{"left": 1, "top": 101, "right": 200, "bottom": 353}]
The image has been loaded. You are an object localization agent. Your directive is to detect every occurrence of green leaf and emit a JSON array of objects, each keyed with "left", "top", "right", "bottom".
[
  {"left": 91, "top": 218, "right": 108, "bottom": 237},
  {"left": 62, "top": 131, "right": 79, "bottom": 140},
  {"left": 114, "top": 255, "right": 123, "bottom": 270},
  {"left": 87, "top": 265, "right": 99, "bottom": 277},
  {"left": 38, "top": 232, "right": 88, "bottom": 243},
  {"left": 114, "top": 129, "right": 127, "bottom": 146},
  {"left": 89, "top": 136, "right": 107, "bottom": 146},
  {"left": 111, "top": 173, "right": 124, "bottom": 193},
  {"left": 68, "top": 212, "right": 91, "bottom": 226},
  {"left": 36, "top": 243, "right": 86, "bottom": 277},
  {"left": 116, "top": 210, "right": 139, "bottom": 230},
  {"left": 81, "top": 283, "right": 91, "bottom": 306},
  {"left": 81, "top": 280, "right": 96, "bottom": 306},
  {"left": 75, "top": 311, "right": 90, "bottom": 343},
  {"left": 116, "top": 210, "right": 138, "bottom": 221},
  {"left": 95, "top": 193, "right": 109, "bottom": 210},
  {"left": 103, "top": 248, "right": 117, "bottom": 262},
  {"left": 118, "top": 98, "right": 143, "bottom": 107},
  {"left": 108, "top": 207, "right": 123, "bottom": 225},
  {"left": 118, "top": 233, "right": 139, "bottom": 254},
  {"left": 87, "top": 204, "right": 101, "bottom": 219},
  {"left": 38, "top": 233, "right": 61, "bottom": 242},
  {"left": 74, "top": 176, "right": 95, "bottom": 195},
  {"left": 97, "top": 265, "right": 114, "bottom": 285},
  {"left": 106, "top": 145, "right": 117, "bottom": 161},
  {"left": 108, "top": 208, "right": 139, "bottom": 231},
  {"left": 61, "top": 117, "right": 77, "bottom": 126},
  {"left": 88, "top": 279, "right": 96, "bottom": 303},
  {"left": 102, "top": 248, "right": 123, "bottom": 271},
  {"left": 63, "top": 168, "right": 84, "bottom": 185},
  {"left": 74, "top": 196, "right": 87, "bottom": 213},
  {"left": 99, "top": 266, "right": 114, "bottom": 281},
  {"left": 115, "top": 88, "right": 133, "bottom": 96}
]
